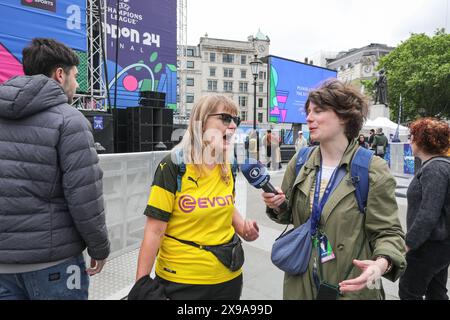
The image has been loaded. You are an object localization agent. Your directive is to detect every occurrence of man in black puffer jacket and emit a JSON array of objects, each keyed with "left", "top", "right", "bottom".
[{"left": 0, "top": 38, "right": 110, "bottom": 300}]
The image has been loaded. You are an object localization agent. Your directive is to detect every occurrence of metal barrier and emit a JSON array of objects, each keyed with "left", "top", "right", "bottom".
[{"left": 98, "top": 151, "right": 170, "bottom": 259}]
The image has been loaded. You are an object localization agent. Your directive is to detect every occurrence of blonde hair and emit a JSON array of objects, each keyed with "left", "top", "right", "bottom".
[{"left": 173, "top": 95, "right": 238, "bottom": 184}]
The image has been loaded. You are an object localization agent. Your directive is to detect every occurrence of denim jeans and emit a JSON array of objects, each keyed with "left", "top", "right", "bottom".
[{"left": 0, "top": 254, "right": 89, "bottom": 300}]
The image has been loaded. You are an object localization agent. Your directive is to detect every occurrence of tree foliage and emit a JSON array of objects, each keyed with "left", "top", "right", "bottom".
[{"left": 378, "top": 30, "right": 450, "bottom": 121}]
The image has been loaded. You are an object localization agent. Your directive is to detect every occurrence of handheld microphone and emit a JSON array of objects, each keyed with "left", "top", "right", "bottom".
[{"left": 240, "top": 159, "right": 287, "bottom": 210}]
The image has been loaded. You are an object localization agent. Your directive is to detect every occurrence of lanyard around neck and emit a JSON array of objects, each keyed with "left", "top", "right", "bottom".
[{"left": 310, "top": 164, "right": 339, "bottom": 235}]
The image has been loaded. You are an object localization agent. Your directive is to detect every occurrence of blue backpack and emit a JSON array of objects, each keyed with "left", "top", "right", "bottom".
[
  {"left": 174, "top": 149, "right": 238, "bottom": 193},
  {"left": 295, "top": 146, "right": 373, "bottom": 213}
]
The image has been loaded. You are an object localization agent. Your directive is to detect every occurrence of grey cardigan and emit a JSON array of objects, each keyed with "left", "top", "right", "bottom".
[
  {"left": 406, "top": 156, "right": 450, "bottom": 249},
  {"left": 0, "top": 75, "right": 110, "bottom": 264}
]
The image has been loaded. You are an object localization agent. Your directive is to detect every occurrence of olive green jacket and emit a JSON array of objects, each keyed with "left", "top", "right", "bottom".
[{"left": 267, "top": 139, "right": 406, "bottom": 300}]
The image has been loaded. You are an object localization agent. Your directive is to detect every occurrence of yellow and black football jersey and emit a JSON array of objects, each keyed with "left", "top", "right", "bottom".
[{"left": 145, "top": 154, "right": 242, "bottom": 284}]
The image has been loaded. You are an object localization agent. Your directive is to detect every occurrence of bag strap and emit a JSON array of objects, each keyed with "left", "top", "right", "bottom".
[
  {"left": 295, "top": 146, "right": 317, "bottom": 177},
  {"left": 350, "top": 147, "right": 374, "bottom": 214},
  {"left": 165, "top": 233, "right": 204, "bottom": 249},
  {"left": 175, "top": 149, "right": 185, "bottom": 193},
  {"left": 165, "top": 233, "right": 236, "bottom": 250}
]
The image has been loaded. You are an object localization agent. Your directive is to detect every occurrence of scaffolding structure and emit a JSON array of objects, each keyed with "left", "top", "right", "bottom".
[
  {"left": 73, "top": 0, "right": 108, "bottom": 111},
  {"left": 177, "top": 0, "right": 187, "bottom": 117}
]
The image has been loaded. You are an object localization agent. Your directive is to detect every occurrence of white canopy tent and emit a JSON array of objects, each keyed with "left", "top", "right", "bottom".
[{"left": 362, "top": 117, "right": 409, "bottom": 141}]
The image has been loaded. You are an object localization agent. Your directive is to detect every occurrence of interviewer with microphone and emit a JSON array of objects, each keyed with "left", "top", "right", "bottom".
[{"left": 261, "top": 79, "right": 406, "bottom": 300}]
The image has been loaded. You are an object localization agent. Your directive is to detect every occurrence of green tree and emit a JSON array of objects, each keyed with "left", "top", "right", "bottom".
[
  {"left": 360, "top": 79, "right": 376, "bottom": 101},
  {"left": 378, "top": 30, "right": 450, "bottom": 121}
]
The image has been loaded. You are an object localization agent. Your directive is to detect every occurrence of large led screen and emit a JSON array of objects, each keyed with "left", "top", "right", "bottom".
[{"left": 268, "top": 55, "right": 337, "bottom": 124}]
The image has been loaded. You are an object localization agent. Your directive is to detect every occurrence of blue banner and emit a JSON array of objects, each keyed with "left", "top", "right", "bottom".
[
  {"left": 106, "top": 0, "right": 177, "bottom": 109},
  {"left": 0, "top": 0, "right": 87, "bottom": 83}
]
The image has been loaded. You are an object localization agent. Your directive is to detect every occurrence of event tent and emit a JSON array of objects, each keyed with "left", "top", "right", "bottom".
[{"left": 363, "top": 117, "right": 409, "bottom": 140}]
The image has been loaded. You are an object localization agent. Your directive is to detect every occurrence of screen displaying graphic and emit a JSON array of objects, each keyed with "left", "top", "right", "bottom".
[
  {"left": 268, "top": 56, "right": 337, "bottom": 124},
  {"left": 0, "top": 0, "right": 87, "bottom": 84},
  {"left": 403, "top": 143, "right": 414, "bottom": 174},
  {"left": 106, "top": 0, "right": 177, "bottom": 109}
]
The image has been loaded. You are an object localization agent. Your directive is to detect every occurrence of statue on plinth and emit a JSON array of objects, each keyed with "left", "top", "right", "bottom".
[{"left": 374, "top": 69, "right": 388, "bottom": 105}]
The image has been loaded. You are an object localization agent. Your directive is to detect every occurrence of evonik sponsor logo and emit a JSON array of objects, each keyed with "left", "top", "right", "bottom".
[{"left": 178, "top": 195, "right": 234, "bottom": 213}]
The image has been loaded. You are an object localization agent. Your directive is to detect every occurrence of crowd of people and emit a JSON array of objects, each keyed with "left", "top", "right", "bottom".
[{"left": 0, "top": 38, "right": 448, "bottom": 301}]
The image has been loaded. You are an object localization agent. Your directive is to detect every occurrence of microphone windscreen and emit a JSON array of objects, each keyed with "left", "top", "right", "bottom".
[{"left": 240, "top": 159, "right": 270, "bottom": 189}]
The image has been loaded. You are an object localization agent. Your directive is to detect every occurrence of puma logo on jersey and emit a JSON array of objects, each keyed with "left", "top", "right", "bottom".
[
  {"left": 159, "top": 163, "right": 167, "bottom": 171},
  {"left": 187, "top": 176, "right": 199, "bottom": 187}
]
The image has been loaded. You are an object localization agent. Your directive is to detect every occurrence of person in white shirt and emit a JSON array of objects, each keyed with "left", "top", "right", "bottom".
[{"left": 295, "top": 131, "right": 308, "bottom": 152}]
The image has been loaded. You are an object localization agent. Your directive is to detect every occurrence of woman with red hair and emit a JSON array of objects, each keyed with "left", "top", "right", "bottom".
[{"left": 399, "top": 118, "right": 450, "bottom": 300}]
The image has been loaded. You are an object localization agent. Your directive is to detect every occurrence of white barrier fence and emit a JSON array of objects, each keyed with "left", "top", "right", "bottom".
[{"left": 98, "top": 151, "right": 170, "bottom": 259}]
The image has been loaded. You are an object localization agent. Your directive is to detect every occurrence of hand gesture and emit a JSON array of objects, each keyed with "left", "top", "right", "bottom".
[{"left": 339, "top": 259, "right": 387, "bottom": 293}]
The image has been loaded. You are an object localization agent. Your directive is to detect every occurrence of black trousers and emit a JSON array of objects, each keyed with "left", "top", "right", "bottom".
[
  {"left": 155, "top": 274, "right": 243, "bottom": 300},
  {"left": 399, "top": 239, "right": 450, "bottom": 300}
]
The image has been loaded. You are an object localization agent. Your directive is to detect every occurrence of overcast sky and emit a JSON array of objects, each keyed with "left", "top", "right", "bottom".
[{"left": 186, "top": 0, "right": 449, "bottom": 61}]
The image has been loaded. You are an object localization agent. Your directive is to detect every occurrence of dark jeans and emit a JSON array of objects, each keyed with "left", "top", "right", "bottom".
[
  {"left": 399, "top": 239, "right": 450, "bottom": 300},
  {"left": 0, "top": 254, "right": 89, "bottom": 300},
  {"left": 155, "top": 274, "right": 243, "bottom": 300}
]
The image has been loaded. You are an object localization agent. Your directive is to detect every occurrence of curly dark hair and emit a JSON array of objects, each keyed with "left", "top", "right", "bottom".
[
  {"left": 409, "top": 118, "right": 450, "bottom": 155},
  {"left": 305, "top": 79, "right": 368, "bottom": 139},
  {"left": 22, "top": 38, "right": 79, "bottom": 77}
]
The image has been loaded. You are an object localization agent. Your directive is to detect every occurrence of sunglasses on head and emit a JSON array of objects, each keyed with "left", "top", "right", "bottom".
[{"left": 209, "top": 113, "right": 241, "bottom": 127}]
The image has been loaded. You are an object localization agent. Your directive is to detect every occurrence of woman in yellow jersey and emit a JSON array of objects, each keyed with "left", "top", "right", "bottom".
[{"left": 135, "top": 95, "right": 259, "bottom": 299}]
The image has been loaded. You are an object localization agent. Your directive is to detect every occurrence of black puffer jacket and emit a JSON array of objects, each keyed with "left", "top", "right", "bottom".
[{"left": 0, "top": 75, "right": 110, "bottom": 263}]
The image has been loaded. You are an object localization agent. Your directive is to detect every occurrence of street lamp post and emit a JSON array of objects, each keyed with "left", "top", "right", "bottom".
[{"left": 250, "top": 54, "right": 262, "bottom": 161}]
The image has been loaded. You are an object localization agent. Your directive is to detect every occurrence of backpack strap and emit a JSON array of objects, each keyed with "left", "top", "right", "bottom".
[
  {"left": 174, "top": 149, "right": 185, "bottom": 193},
  {"left": 295, "top": 146, "right": 317, "bottom": 177},
  {"left": 231, "top": 157, "right": 238, "bottom": 182},
  {"left": 350, "top": 147, "right": 374, "bottom": 214}
]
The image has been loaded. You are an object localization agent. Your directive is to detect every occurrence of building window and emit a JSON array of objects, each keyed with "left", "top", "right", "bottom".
[
  {"left": 241, "top": 55, "right": 247, "bottom": 65},
  {"left": 210, "top": 52, "right": 216, "bottom": 62},
  {"left": 187, "top": 61, "right": 194, "bottom": 69},
  {"left": 259, "top": 71, "right": 266, "bottom": 80},
  {"left": 238, "top": 96, "right": 247, "bottom": 107},
  {"left": 239, "top": 82, "right": 248, "bottom": 93},
  {"left": 209, "top": 67, "right": 216, "bottom": 77},
  {"left": 223, "top": 68, "right": 234, "bottom": 78},
  {"left": 186, "top": 48, "right": 194, "bottom": 57},
  {"left": 222, "top": 53, "right": 234, "bottom": 63},
  {"left": 258, "top": 98, "right": 263, "bottom": 108},
  {"left": 186, "top": 94, "right": 194, "bottom": 103},
  {"left": 223, "top": 81, "right": 233, "bottom": 92},
  {"left": 240, "top": 70, "right": 247, "bottom": 79},
  {"left": 258, "top": 113, "right": 263, "bottom": 123},
  {"left": 258, "top": 83, "right": 264, "bottom": 93},
  {"left": 186, "top": 78, "right": 194, "bottom": 86},
  {"left": 241, "top": 111, "right": 247, "bottom": 121},
  {"left": 207, "top": 80, "right": 217, "bottom": 91}
]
